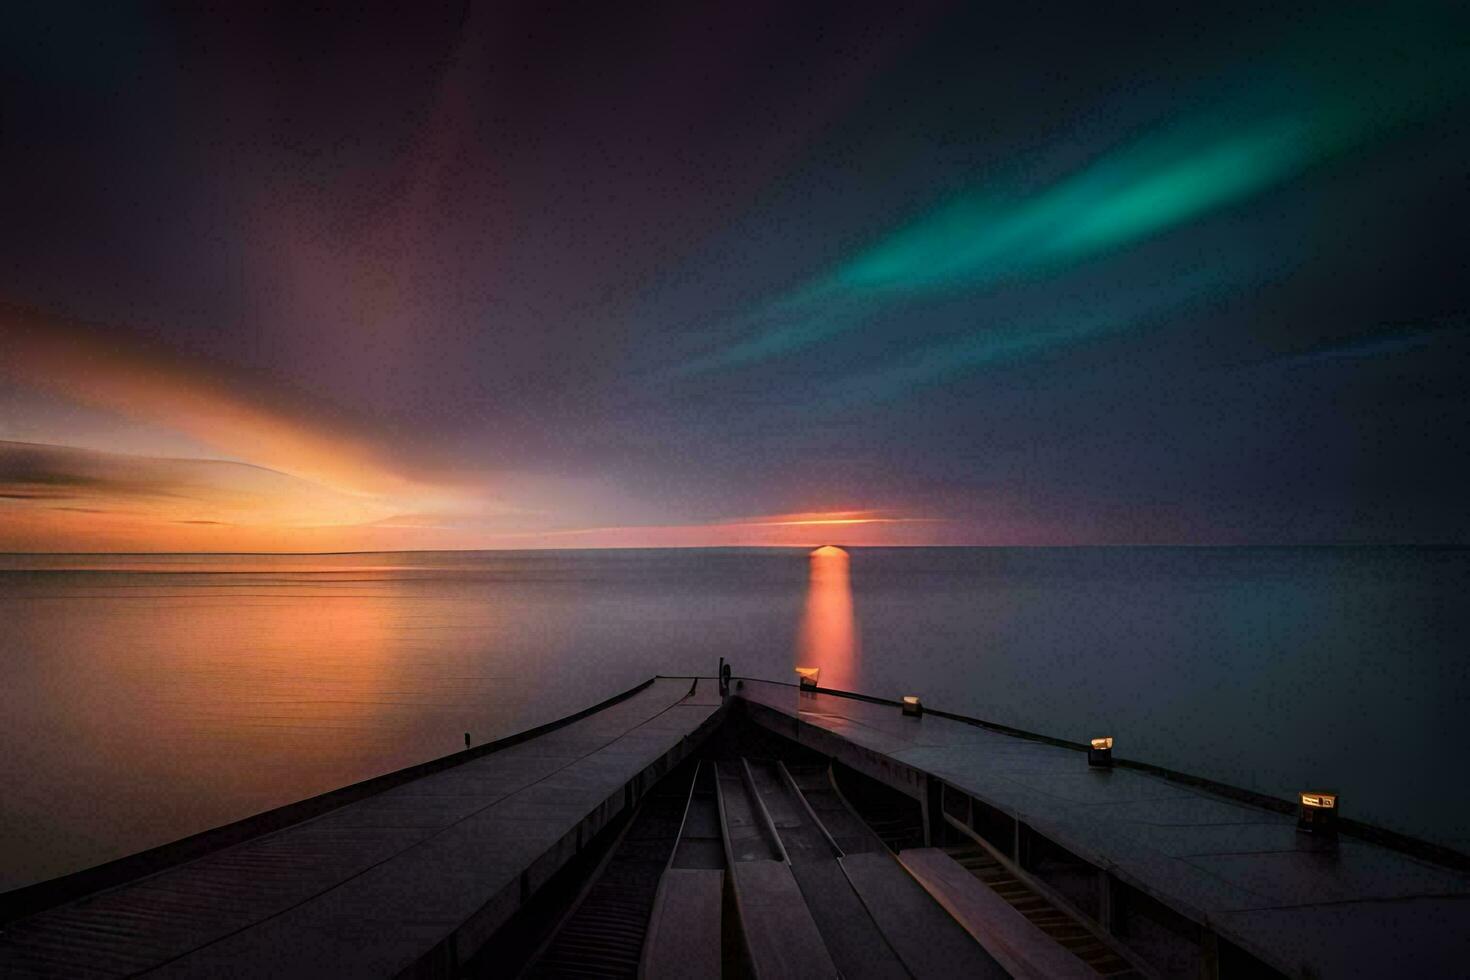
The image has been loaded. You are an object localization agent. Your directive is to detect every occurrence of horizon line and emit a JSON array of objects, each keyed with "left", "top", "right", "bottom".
[{"left": 0, "top": 542, "right": 1464, "bottom": 557}]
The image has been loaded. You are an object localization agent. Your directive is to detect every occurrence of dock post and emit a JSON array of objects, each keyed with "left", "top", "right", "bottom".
[
  {"left": 922, "top": 776, "right": 944, "bottom": 846},
  {"left": 1200, "top": 929, "right": 1220, "bottom": 980}
]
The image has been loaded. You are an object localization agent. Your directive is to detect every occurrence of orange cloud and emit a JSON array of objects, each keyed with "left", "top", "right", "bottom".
[
  {"left": 0, "top": 440, "right": 411, "bottom": 551},
  {"left": 0, "top": 439, "right": 944, "bottom": 551},
  {"left": 0, "top": 308, "right": 950, "bottom": 552},
  {"left": 0, "top": 306, "right": 521, "bottom": 549},
  {"left": 510, "top": 510, "right": 943, "bottom": 548},
  {"left": 0, "top": 305, "right": 452, "bottom": 499}
]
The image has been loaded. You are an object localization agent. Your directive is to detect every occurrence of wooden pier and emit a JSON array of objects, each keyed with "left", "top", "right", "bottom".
[
  {"left": 0, "top": 677, "right": 723, "bottom": 978},
  {"left": 4, "top": 674, "right": 1469, "bottom": 978},
  {"left": 735, "top": 679, "right": 1470, "bottom": 978}
]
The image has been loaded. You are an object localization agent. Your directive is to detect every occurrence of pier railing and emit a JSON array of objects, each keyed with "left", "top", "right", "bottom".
[{"left": 733, "top": 674, "right": 1470, "bottom": 872}]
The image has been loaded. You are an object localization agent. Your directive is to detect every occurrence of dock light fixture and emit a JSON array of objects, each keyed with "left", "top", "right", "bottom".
[
  {"left": 795, "top": 666, "right": 820, "bottom": 691},
  {"left": 1088, "top": 737, "right": 1114, "bottom": 768},
  {"left": 902, "top": 695, "right": 923, "bottom": 718},
  {"left": 1297, "top": 791, "right": 1339, "bottom": 837}
]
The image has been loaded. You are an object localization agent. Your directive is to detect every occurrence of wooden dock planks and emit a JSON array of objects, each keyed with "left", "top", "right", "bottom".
[
  {"left": 840, "top": 851, "right": 1011, "bottom": 979},
  {"left": 641, "top": 760, "right": 726, "bottom": 980},
  {"left": 714, "top": 760, "right": 838, "bottom": 978},
  {"left": 0, "top": 678, "right": 723, "bottom": 979},
  {"left": 896, "top": 848, "right": 1096, "bottom": 980},
  {"left": 745, "top": 760, "right": 909, "bottom": 980},
  {"left": 640, "top": 868, "right": 723, "bottom": 980},
  {"left": 737, "top": 679, "right": 1470, "bottom": 978},
  {"left": 726, "top": 860, "right": 838, "bottom": 979}
]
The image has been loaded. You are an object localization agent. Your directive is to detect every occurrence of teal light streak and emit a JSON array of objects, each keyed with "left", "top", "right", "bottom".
[
  {"left": 817, "top": 268, "right": 1226, "bottom": 413},
  {"left": 674, "top": 9, "right": 1467, "bottom": 380},
  {"left": 830, "top": 117, "right": 1308, "bottom": 294}
]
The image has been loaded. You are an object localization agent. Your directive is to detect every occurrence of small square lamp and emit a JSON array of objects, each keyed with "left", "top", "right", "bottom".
[{"left": 1297, "top": 791, "right": 1338, "bottom": 837}]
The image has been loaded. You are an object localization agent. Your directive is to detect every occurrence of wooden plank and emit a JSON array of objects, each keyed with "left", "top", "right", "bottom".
[
  {"left": 737, "top": 680, "right": 1470, "bottom": 978},
  {"left": 746, "top": 761, "right": 908, "bottom": 980},
  {"left": 897, "top": 847, "right": 1100, "bottom": 980},
  {"left": 714, "top": 762, "right": 780, "bottom": 863},
  {"left": 670, "top": 764, "right": 724, "bottom": 871},
  {"left": 729, "top": 861, "right": 839, "bottom": 980},
  {"left": 640, "top": 868, "right": 724, "bottom": 980},
  {"left": 714, "top": 760, "right": 837, "bottom": 978},
  {"left": 841, "top": 852, "right": 1010, "bottom": 979},
  {"left": 786, "top": 861, "right": 909, "bottom": 980}
]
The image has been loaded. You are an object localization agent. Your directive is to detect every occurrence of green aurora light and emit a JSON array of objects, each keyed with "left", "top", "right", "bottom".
[{"left": 674, "top": 9, "right": 1468, "bottom": 384}]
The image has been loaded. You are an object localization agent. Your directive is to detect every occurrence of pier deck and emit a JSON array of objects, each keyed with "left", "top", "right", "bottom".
[
  {"left": 0, "top": 677, "right": 723, "bottom": 979},
  {"left": 736, "top": 679, "right": 1470, "bottom": 979}
]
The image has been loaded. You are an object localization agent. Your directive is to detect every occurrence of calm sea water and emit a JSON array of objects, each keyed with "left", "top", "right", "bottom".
[{"left": 1, "top": 546, "right": 1465, "bottom": 891}]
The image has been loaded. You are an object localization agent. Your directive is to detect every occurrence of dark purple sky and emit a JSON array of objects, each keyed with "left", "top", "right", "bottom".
[{"left": 1, "top": 2, "right": 1467, "bottom": 549}]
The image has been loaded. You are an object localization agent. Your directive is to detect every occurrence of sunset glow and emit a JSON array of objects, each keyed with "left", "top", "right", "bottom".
[
  {"left": 2, "top": 3, "right": 1466, "bottom": 552},
  {"left": 0, "top": 417, "right": 935, "bottom": 550},
  {"left": 0, "top": 306, "right": 946, "bottom": 551}
]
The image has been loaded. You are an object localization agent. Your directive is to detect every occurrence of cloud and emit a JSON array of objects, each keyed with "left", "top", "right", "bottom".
[
  {"left": 0, "top": 439, "right": 565, "bottom": 552},
  {"left": 0, "top": 444, "right": 945, "bottom": 550},
  {"left": 0, "top": 305, "right": 536, "bottom": 549},
  {"left": 510, "top": 509, "right": 945, "bottom": 548},
  {"left": 0, "top": 438, "right": 395, "bottom": 527},
  {"left": 1253, "top": 322, "right": 1460, "bottom": 369},
  {"left": 0, "top": 304, "right": 467, "bottom": 498}
]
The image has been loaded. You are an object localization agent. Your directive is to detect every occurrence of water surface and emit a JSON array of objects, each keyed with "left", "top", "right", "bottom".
[{"left": 0, "top": 546, "right": 1464, "bottom": 891}]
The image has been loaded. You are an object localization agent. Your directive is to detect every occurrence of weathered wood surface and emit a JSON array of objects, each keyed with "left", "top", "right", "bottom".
[
  {"left": 640, "top": 868, "right": 723, "bottom": 980},
  {"left": 0, "top": 677, "right": 723, "bottom": 979},
  {"left": 841, "top": 852, "right": 1011, "bottom": 979},
  {"left": 715, "top": 760, "right": 838, "bottom": 978},
  {"left": 728, "top": 861, "right": 839, "bottom": 980},
  {"left": 896, "top": 848, "right": 1095, "bottom": 980},
  {"left": 740, "top": 760, "right": 906, "bottom": 979},
  {"left": 779, "top": 761, "right": 1008, "bottom": 979},
  {"left": 738, "top": 680, "right": 1470, "bottom": 978}
]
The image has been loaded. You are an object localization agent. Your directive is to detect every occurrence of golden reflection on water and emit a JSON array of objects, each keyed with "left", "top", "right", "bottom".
[
  {"left": 0, "top": 573, "right": 484, "bottom": 891},
  {"left": 795, "top": 545, "right": 858, "bottom": 692}
]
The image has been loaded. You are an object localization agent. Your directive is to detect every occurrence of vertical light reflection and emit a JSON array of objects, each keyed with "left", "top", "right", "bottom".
[{"left": 796, "top": 545, "right": 859, "bottom": 692}]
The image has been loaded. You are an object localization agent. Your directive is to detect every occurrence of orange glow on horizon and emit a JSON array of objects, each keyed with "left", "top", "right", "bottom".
[
  {"left": 0, "top": 312, "right": 960, "bottom": 553},
  {"left": 0, "top": 438, "right": 946, "bottom": 554},
  {"left": 737, "top": 511, "right": 934, "bottom": 528},
  {"left": 513, "top": 512, "right": 943, "bottom": 550},
  {"left": 0, "top": 475, "right": 948, "bottom": 551}
]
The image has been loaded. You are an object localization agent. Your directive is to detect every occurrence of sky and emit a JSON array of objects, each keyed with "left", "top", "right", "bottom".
[{"left": 1, "top": 2, "right": 1467, "bottom": 551}]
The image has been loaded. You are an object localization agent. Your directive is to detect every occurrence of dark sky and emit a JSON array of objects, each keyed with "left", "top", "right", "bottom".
[{"left": 1, "top": 2, "right": 1467, "bottom": 549}]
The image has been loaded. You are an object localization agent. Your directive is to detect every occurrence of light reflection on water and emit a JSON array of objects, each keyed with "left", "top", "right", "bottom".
[
  {"left": 795, "top": 545, "right": 858, "bottom": 691},
  {"left": 0, "top": 546, "right": 1466, "bottom": 890}
]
